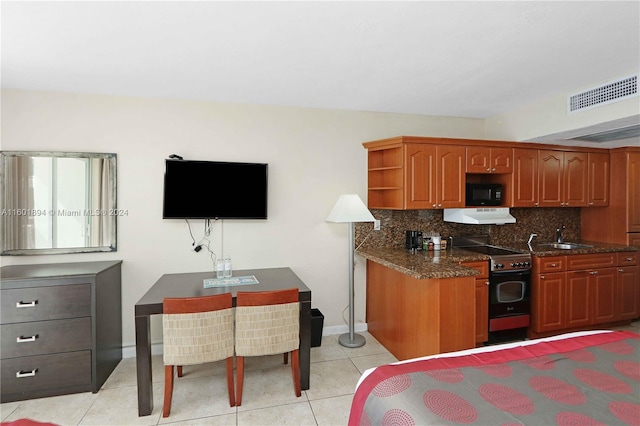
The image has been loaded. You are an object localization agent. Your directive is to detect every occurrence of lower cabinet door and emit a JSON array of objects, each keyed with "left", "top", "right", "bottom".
[{"left": 1, "top": 351, "right": 91, "bottom": 401}]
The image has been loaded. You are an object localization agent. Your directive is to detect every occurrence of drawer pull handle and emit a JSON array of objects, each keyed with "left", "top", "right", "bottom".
[
  {"left": 16, "top": 301, "right": 38, "bottom": 308},
  {"left": 550, "top": 263, "right": 557, "bottom": 267},
  {"left": 16, "top": 369, "right": 37, "bottom": 378},
  {"left": 626, "top": 257, "right": 633, "bottom": 261},
  {"left": 16, "top": 335, "right": 38, "bottom": 343},
  {"left": 590, "top": 271, "right": 598, "bottom": 275}
]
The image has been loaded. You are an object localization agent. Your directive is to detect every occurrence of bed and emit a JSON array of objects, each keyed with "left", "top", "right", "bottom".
[{"left": 349, "top": 330, "right": 640, "bottom": 425}]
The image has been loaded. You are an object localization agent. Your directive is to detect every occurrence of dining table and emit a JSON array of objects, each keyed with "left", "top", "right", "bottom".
[{"left": 134, "top": 267, "right": 312, "bottom": 416}]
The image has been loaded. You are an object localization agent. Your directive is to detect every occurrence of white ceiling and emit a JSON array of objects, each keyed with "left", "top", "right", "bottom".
[{"left": 2, "top": 1, "right": 639, "bottom": 119}]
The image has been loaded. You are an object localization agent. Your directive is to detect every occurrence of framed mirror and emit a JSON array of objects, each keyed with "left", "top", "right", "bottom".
[{"left": 0, "top": 151, "right": 117, "bottom": 255}]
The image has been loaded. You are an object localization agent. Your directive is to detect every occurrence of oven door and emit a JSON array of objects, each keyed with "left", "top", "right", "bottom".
[{"left": 489, "top": 269, "right": 531, "bottom": 321}]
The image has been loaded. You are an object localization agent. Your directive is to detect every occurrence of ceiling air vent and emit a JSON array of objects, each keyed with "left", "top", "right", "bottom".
[{"left": 568, "top": 74, "right": 638, "bottom": 113}]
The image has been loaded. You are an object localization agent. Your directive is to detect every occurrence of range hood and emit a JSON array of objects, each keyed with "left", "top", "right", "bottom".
[{"left": 443, "top": 208, "right": 516, "bottom": 225}]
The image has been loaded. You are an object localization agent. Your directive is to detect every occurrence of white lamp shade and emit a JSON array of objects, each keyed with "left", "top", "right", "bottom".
[{"left": 326, "top": 194, "right": 375, "bottom": 223}]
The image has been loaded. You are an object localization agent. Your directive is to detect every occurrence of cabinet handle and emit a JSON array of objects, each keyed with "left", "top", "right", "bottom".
[
  {"left": 16, "top": 335, "right": 38, "bottom": 343},
  {"left": 619, "top": 268, "right": 624, "bottom": 272},
  {"left": 626, "top": 257, "right": 633, "bottom": 261},
  {"left": 550, "top": 263, "right": 557, "bottom": 267},
  {"left": 16, "top": 301, "right": 37, "bottom": 308},
  {"left": 534, "top": 202, "right": 539, "bottom": 207},
  {"left": 485, "top": 281, "right": 490, "bottom": 286},
  {"left": 491, "top": 168, "right": 496, "bottom": 172},
  {"left": 540, "top": 275, "right": 545, "bottom": 279},
  {"left": 589, "top": 202, "right": 594, "bottom": 206},
  {"left": 590, "top": 271, "right": 598, "bottom": 275},
  {"left": 433, "top": 204, "right": 437, "bottom": 208},
  {"left": 16, "top": 369, "right": 37, "bottom": 378},
  {"left": 486, "top": 168, "right": 491, "bottom": 172}
]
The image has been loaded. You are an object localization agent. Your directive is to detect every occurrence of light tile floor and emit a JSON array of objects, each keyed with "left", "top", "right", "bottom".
[
  {"left": 0, "top": 332, "right": 398, "bottom": 426},
  {"left": 3, "top": 322, "right": 639, "bottom": 426}
]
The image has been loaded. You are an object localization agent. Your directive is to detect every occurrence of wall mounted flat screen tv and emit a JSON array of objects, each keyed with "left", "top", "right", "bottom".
[{"left": 163, "top": 159, "right": 268, "bottom": 219}]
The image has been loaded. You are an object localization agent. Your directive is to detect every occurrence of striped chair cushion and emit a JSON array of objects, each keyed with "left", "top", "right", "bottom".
[
  {"left": 235, "top": 302, "right": 299, "bottom": 356},
  {"left": 163, "top": 307, "right": 234, "bottom": 365}
]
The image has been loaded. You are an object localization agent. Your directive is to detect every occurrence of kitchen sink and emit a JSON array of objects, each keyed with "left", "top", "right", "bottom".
[{"left": 538, "top": 242, "right": 594, "bottom": 250}]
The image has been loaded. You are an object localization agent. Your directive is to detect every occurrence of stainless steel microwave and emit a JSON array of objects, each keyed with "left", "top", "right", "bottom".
[{"left": 466, "top": 183, "right": 503, "bottom": 206}]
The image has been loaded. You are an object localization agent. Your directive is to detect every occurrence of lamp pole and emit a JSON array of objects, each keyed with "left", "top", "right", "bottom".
[{"left": 338, "top": 221, "right": 365, "bottom": 348}]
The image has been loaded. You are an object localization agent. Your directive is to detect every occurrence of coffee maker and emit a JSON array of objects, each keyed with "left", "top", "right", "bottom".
[{"left": 405, "top": 230, "right": 423, "bottom": 250}]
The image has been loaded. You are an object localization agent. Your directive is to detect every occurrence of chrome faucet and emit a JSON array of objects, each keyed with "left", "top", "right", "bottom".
[
  {"left": 527, "top": 233, "right": 538, "bottom": 245},
  {"left": 556, "top": 225, "right": 566, "bottom": 243}
]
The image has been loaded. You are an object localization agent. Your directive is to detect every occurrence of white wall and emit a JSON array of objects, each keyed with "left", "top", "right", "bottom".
[
  {"left": 484, "top": 73, "right": 640, "bottom": 145},
  {"left": 1, "top": 88, "right": 484, "bottom": 351}
]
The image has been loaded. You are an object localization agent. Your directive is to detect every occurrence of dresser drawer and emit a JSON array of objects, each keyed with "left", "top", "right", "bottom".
[
  {"left": 1, "top": 351, "right": 91, "bottom": 399},
  {"left": 1, "top": 284, "right": 91, "bottom": 324},
  {"left": 617, "top": 252, "right": 638, "bottom": 266},
  {"left": 1, "top": 317, "right": 91, "bottom": 359},
  {"left": 566, "top": 253, "right": 616, "bottom": 270}
]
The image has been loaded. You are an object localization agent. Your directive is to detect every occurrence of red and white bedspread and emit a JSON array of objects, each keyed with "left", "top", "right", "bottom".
[{"left": 349, "top": 330, "right": 640, "bottom": 426}]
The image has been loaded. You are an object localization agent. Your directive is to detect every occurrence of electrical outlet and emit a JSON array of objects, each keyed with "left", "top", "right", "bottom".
[{"left": 373, "top": 219, "right": 381, "bottom": 231}]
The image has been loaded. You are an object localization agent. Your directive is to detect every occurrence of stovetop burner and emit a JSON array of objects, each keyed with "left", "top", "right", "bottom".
[
  {"left": 450, "top": 235, "right": 532, "bottom": 272},
  {"left": 459, "top": 245, "right": 524, "bottom": 256}
]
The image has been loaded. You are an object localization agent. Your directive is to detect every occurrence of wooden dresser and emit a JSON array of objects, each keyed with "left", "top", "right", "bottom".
[{"left": 1, "top": 260, "right": 122, "bottom": 402}]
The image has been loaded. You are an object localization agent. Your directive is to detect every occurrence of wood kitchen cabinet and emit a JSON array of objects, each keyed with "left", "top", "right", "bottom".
[
  {"left": 587, "top": 152, "right": 610, "bottom": 206},
  {"left": 365, "top": 260, "right": 475, "bottom": 360},
  {"left": 364, "top": 136, "right": 612, "bottom": 211},
  {"left": 617, "top": 252, "right": 640, "bottom": 320},
  {"left": 466, "top": 146, "right": 513, "bottom": 174},
  {"left": 366, "top": 144, "right": 404, "bottom": 209},
  {"left": 461, "top": 261, "right": 489, "bottom": 344},
  {"left": 538, "top": 150, "right": 588, "bottom": 207},
  {"left": 405, "top": 143, "right": 465, "bottom": 209},
  {"left": 582, "top": 147, "right": 640, "bottom": 246},
  {"left": 511, "top": 148, "right": 539, "bottom": 207},
  {"left": 365, "top": 140, "right": 464, "bottom": 210},
  {"left": 531, "top": 252, "right": 635, "bottom": 337},
  {"left": 531, "top": 256, "right": 565, "bottom": 333}
]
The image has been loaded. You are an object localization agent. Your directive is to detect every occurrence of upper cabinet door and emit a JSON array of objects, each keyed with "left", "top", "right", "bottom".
[
  {"left": 405, "top": 144, "right": 464, "bottom": 209},
  {"left": 588, "top": 152, "right": 609, "bottom": 207},
  {"left": 512, "top": 148, "right": 539, "bottom": 207},
  {"left": 465, "top": 147, "right": 512, "bottom": 174},
  {"left": 405, "top": 144, "right": 437, "bottom": 209},
  {"left": 564, "top": 152, "right": 588, "bottom": 207},
  {"left": 438, "top": 145, "right": 465, "bottom": 208},
  {"left": 628, "top": 152, "right": 640, "bottom": 232},
  {"left": 538, "top": 150, "right": 588, "bottom": 207},
  {"left": 538, "top": 150, "right": 564, "bottom": 207}
]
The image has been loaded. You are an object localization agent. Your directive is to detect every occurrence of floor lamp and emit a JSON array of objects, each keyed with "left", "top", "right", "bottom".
[{"left": 326, "top": 194, "right": 375, "bottom": 348}]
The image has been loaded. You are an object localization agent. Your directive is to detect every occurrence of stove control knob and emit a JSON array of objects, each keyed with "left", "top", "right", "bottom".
[
  {"left": 510, "top": 262, "right": 516, "bottom": 267},
  {"left": 524, "top": 261, "right": 530, "bottom": 267},
  {"left": 495, "top": 263, "right": 504, "bottom": 269}
]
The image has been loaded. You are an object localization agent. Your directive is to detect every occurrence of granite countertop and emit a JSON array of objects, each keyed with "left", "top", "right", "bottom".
[
  {"left": 356, "top": 240, "right": 638, "bottom": 280},
  {"left": 355, "top": 246, "right": 489, "bottom": 280},
  {"left": 499, "top": 240, "right": 638, "bottom": 257}
]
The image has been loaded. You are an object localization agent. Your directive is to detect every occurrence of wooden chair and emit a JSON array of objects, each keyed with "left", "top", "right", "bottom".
[
  {"left": 162, "top": 293, "right": 235, "bottom": 417},
  {"left": 234, "top": 288, "right": 301, "bottom": 406}
]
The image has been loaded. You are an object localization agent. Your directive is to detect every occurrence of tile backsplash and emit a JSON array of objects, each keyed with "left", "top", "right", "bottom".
[{"left": 356, "top": 208, "right": 582, "bottom": 249}]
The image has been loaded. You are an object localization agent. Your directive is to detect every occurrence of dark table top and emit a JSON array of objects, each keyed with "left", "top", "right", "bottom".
[{"left": 135, "top": 267, "right": 311, "bottom": 316}]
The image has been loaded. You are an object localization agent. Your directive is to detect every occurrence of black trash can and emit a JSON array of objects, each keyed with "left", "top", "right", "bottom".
[{"left": 310, "top": 308, "right": 324, "bottom": 347}]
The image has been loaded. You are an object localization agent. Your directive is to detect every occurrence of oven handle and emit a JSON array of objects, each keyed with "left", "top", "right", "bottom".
[{"left": 490, "top": 269, "right": 531, "bottom": 278}]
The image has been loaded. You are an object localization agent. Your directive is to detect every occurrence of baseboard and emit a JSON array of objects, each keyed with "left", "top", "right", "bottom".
[
  {"left": 322, "top": 322, "right": 368, "bottom": 336},
  {"left": 121, "top": 323, "right": 368, "bottom": 359}
]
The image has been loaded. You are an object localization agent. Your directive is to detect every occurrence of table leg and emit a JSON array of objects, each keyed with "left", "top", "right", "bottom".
[
  {"left": 135, "top": 314, "right": 153, "bottom": 416},
  {"left": 299, "top": 300, "right": 311, "bottom": 390}
]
